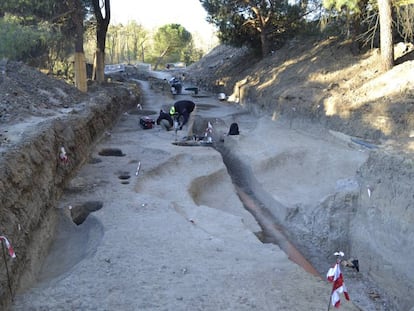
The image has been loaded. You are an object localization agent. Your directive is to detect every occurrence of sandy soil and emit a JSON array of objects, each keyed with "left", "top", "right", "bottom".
[{"left": 9, "top": 72, "right": 367, "bottom": 311}]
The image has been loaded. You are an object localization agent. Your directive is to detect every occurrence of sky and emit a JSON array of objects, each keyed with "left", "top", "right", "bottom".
[{"left": 110, "top": 0, "right": 217, "bottom": 44}]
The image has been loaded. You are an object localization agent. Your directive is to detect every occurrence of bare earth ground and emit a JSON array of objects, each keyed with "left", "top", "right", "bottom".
[
  {"left": 8, "top": 75, "right": 362, "bottom": 311},
  {"left": 1, "top": 36, "right": 414, "bottom": 311}
]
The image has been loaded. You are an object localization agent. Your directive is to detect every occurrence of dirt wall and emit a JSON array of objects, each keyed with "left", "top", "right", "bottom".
[
  {"left": 0, "top": 85, "right": 137, "bottom": 310},
  {"left": 262, "top": 147, "right": 414, "bottom": 310},
  {"left": 352, "top": 151, "right": 414, "bottom": 311}
]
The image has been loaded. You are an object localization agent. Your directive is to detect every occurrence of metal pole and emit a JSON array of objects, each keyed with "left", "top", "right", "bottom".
[
  {"left": 327, "top": 275, "right": 333, "bottom": 311},
  {"left": 327, "top": 292, "right": 332, "bottom": 311},
  {"left": 174, "top": 115, "right": 179, "bottom": 141},
  {"left": 1, "top": 240, "right": 13, "bottom": 300}
]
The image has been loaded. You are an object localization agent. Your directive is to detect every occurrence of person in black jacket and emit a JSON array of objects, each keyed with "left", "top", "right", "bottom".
[
  {"left": 156, "top": 109, "right": 174, "bottom": 131},
  {"left": 169, "top": 77, "right": 182, "bottom": 94},
  {"left": 170, "top": 100, "right": 195, "bottom": 130}
]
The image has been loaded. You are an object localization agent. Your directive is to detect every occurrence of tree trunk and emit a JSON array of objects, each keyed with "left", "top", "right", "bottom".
[
  {"left": 92, "top": 0, "right": 111, "bottom": 82},
  {"left": 378, "top": 0, "right": 394, "bottom": 71},
  {"left": 141, "top": 43, "right": 145, "bottom": 62},
  {"left": 154, "top": 47, "right": 170, "bottom": 71},
  {"left": 94, "top": 25, "right": 108, "bottom": 82},
  {"left": 260, "top": 30, "right": 270, "bottom": 57},
  {"left": 250, "top": 5, "right": 271, "bottom": 58},
  {"left": 93, "top": 50, "right": 105, "bottom": 82},
  {"left": 74, "top": 52, "right": 87, "bottom": 92},
  {"left": 72, "top": 0, "right": 87, "bottom": 92}
]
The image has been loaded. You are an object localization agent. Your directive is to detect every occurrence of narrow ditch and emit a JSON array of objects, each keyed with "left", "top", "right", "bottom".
[
  {"left": 213, "top": 139, "right": 394, "bottom": 311},
  {"left": 214, "top": 141, "right": 321, "bottom": 277},
  {"left": 98, "top": 148, "right": 125, "bottom": 157},
  {"left": 70, "top": 201, "right": 104, "bottom": 225}
]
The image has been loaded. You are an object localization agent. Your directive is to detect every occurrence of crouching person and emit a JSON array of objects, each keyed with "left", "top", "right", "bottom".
[
  {"left": 156, "top": 109, "right": 173, "bottom": 131},
  {"left": 170, "top": 100, "right": 195, "bottom": 130}
]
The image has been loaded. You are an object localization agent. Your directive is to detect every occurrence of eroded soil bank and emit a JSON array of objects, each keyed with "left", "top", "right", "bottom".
[{"left": 0, "top": 83, "right": 139, "bottom": 310}]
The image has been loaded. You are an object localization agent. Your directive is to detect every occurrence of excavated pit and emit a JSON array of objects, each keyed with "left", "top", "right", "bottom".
[
  {"left": 98, "top": 148, "right": 125, "bottom": 157},
  {"left": 214, "top": 142, "right": 321, "bottom": 276},
  {"left": 118, "top": 171, "right": 131, "bottom": 184},
  {"left": 10, "top": 125, "right": 393, "bottom": 311},
  {"left": 4, "top": 77, "right": 413, "bottom": 310},
  {"left": 34, "top": 211, "right": 104, "bottom": 286},
  {"left": 169, "top": 115, "right": 321, "bottom": 276},
  {"left": 70, "top": 201, "right": 104, "bottom": 225},
  {"left": 166, "top": 117, "right": 348, "bottom": 278}
]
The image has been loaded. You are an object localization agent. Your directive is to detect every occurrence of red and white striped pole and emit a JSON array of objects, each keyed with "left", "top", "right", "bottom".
[
  {"left": 327, "top": 251, "right": 345, "bottom": 310},
  {"left": 1, "top": 235, "right": 16, "bottom": 300}
]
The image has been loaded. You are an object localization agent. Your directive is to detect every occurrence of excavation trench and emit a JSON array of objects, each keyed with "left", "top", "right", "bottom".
[{"left": 214, "top": 142, "right": 321, "bottom": 277}]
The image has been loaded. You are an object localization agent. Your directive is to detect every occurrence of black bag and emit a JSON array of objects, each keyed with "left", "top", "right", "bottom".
[
  {"left": 228, "top": 122, "right": 239, "bottom": 135},
  {"left": 140, "top": 116, "right": 155, "bottom": 129}
]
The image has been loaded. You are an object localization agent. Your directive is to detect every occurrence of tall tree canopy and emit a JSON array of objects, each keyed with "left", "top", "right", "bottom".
[
  {"left": 1, "top": 0, "right": 63, "bottom": 22},
  {"left": 152, "top": 24, "right": 192, "bottom": 70},
  {"left": 200, "top": 0, "right": 302, "bottom": 57},
  {"left": 0, "top": 0, "right": 86, "bottom": 71}
]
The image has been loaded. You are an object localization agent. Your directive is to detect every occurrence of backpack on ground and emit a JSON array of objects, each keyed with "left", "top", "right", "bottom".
[
  {"left": 228, "top": 122, "right": 239, "bottom": 135},
  {"left": 140, "top": 116, "right": 155, "bottom": 129}
]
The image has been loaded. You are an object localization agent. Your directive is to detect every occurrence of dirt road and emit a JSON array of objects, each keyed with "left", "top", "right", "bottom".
[{"left": 10, "top": 74, "right": 369, "bottom": 311}]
